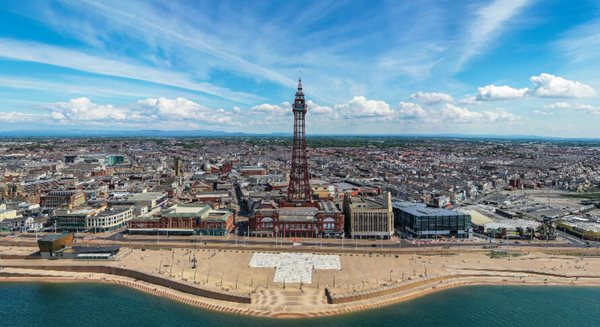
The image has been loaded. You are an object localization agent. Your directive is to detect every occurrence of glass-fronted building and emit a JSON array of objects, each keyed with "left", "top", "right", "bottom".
[{"left": 392, "top": 202, "right": 472, "bottom": 239}]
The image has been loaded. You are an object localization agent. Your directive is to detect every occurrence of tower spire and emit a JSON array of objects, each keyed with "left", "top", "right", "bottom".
[{"left": 288, "top": 76, "right": 311, "bottom": 203}]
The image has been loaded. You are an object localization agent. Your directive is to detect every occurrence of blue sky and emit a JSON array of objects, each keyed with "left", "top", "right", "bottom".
[{"left": 1, "top": 0, "right": 600, "bottom": 136}]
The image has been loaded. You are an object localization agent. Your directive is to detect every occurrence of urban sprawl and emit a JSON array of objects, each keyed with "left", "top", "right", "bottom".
[{"left": 2, "top": 82, "right": 600, "bottom": 318}]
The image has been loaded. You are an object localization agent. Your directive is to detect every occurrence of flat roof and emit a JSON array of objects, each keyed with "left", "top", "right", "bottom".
[
  {"left": 76, "top": 253, "right": 112, "bottom": 258},
  {"left": 129, "top": 192, "right": 166, "bottom": 201},
  {"left": 71, "top": 245, "right": 120, "bottom": 253},
  {"left": 39, "top": 233, "right": 72, "bottom": 242},
  {"left": 393, "top": 202, "right": 467, "bottom": 217},
  {"left": 95, "top": 207, "right": 132, "bottom": 217},
  {"left": 204, "top": 210, "right": 231, "bottom": 222}
]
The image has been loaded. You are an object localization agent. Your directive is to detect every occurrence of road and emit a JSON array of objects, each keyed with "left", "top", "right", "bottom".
[{"left": 11, "top": 231, "right": 596, "bottom": 250}]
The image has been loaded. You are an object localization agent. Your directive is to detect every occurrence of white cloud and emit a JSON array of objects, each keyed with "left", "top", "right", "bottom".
[
  {"left": 333, "top": 96, "right": 394, "bottom": 119},
  {"left": 533, "top": 110, "right": 554, "bottom": 116},
  {"left": 440, "top": 104, "right": 519, "bottom": 123},
  {"left": 59, "top": 0, "right": 297, "bottom": 89},
  {"left": 307, "top": 100, "right": 333, "bottom": 115},
  {"left": 252, "top": 102, "right": 290, "bottom": 115},
  {"left": 48, "top": 97, "right": 128, "bottom": 121},
  {"left": 530, "top": 73, "right": 597, "bottom": 98},
  {"left": 0, "top": 39, "right": 261, "bottom": 103},
  {"left": 398, "top": 102, "right": 428, "bottom": 121},
  {"left": 411, "top": 91, "right": 453, "bottom": 104},
  {"left": 458, "top": 95, "right": 479, "bottom": 105},
  {"left": 543, "top": 102, "right": 571, "bottom": 110},
  {"left": 457, "top": 0, "right": 532, "bottom": 69},
  {"left": 0, "top": 112, "right": 42, "bottom": 122},
  {"left": 476, "top": 84, "right": 528, "bottom": 101},
  {"left": 544, "top": 102, "right": 600, "bottom": 115},
  {"left": 137, "top": 97, "right": 232, "bottom": 123},
  {"left": 46, "top": 97, "right": 234, "bottom": 125}
]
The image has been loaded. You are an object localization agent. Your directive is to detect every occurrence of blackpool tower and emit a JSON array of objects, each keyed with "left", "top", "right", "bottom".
[{"left": 287, "top": 78, "right": 312, "bottom": 203}]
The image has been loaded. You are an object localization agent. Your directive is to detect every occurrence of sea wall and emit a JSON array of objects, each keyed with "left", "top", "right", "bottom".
[
  {"left": 327, "top": 274, "right": 490, "bottom": 304},
  {"left": 3, "top": 264, "right": 251, "bottom": 304}
]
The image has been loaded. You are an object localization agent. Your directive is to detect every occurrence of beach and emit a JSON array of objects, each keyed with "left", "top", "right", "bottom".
[{"left": 2, "top": 244, "right": 600, "bottom": 318}]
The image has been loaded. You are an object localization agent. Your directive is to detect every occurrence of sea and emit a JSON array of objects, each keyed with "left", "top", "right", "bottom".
[{"left": 1, "top": 283, "right": 599, "bottom": 327}]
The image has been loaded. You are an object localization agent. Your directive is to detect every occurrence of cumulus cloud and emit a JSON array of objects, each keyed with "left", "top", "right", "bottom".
[
  {"left": 47, "top": 97, "right": 233, "bottom": 125},
  {"left": 544, "top": 102, "right": 600, "bottom": 115},
  {"left": 0, "top": 112, "right": 42, "bottom": 122},
  {"left": 533, "top": 110, "right": 554, "bottom": 116},
  {"left": 307, "top": 100, "right": 333, "bottom": 115},
  {"left": 137, "top": 97, "right": 232, "bottom": 123},
  {"left": 440, "top": 104, "right": 519, "bottom": 123},
  {"left": 398, "top": 102, "right": 428, "bottom": 121},
  {"left": 410, "top": 91, "right": 453, "bottom": 104},
  {"left": 251, "top": 102, "right": 290, "bottom": 115},
  {"left": 530, "top": 73, "right": 597, "bottom": 98},
  {"left": 333, "top": 96, "right": 394, "bottom": 119},
  {"left": 48, "top": 97, "right": 128, "bottom": 121},
  {"left": 458, "top": 95, "right": 479, "bottom": 105},
  {"left": 476, "top": 84, "right": 529, "bottom": 101}
]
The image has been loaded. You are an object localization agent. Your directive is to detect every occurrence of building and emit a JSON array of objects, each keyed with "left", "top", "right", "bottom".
[
  {"left": 311, "top": 180, "right": 335, "bottom": 200},
  {"left": 50, "top": 205, "right": 133, "bottom": 232},
  {"left": 37, "top": 233, "right": 120, "bottom": 259},
  {"left": 37, "top": 233, "right": 74, "bottom": 258},
  {"left": 239, "top": 166, "right": 267, "bottom": 176},
  {"left": 40, "top": 190, "right": 86, "bottom": 209},
  {"left": 250, "top": 200, "right": 344, "bottom": 238},
  {"left": 86, "top": 207, "right": 135, "bottom": 232},
  {"left": 0, "top": 203, "right": 17, "bottom": 222},
  {"left": 343, "top": 192, "right": 394, "bottom": 239},
  {"left": 127, "top": 204, "right": 235, "bottom": 236},
  {"left": 198, "top": 209, "right": 235, "bottom": 236},
  {"left": 316, "top": 201, "right": 345, "bottom": 237},
  {"left": 50, "top": 207, "right": 101, "bottom": 232},
  {"left": 174, "top": 157, "right": 184, "bottom": 176},
  {"left": 247, "top": 79, "right": 345, "bottom": 238},
  {"left": 0, "top": 216, "right": 47, "bottom": 232},
  {"left": 108, "top": 192, "right": 167, "bottom": 215},
  {"left": 65, "top": 154, "right": 125, "bottom": 166},
  {"left": 105, "top": 154, "right": 126, "bottom": 166},
  {"left": 393, "top": 202, "right": 472, "bottom": 239}
]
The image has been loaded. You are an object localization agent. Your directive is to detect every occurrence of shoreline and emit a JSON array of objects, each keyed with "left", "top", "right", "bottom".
[{"left": 2, "top": 270, "right": 599, "bottom": 319}]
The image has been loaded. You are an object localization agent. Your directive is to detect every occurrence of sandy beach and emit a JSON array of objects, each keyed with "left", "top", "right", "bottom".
[{"left": 2, "top": 245, "right": 600, "bottom": 318}]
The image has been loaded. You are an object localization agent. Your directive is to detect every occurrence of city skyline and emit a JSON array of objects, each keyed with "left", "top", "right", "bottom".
[{"left": 2, "top": 1, "right": 600, "bottom": 137}]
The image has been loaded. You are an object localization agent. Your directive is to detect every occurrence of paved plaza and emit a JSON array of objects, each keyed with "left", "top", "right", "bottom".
[{"left": 249, "top": 252, "right": 342, "bottom": 284}]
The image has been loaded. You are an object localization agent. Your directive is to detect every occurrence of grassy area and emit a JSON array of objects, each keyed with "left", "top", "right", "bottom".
[
  {"left": 487, "top": 250, "right": 524, "bottom": 259},
  {"left": 557, "top": 222, "right": 600, "bottom": 241},
  {"left": 560, "top": 192, "right": 600, "bottom": 200}
]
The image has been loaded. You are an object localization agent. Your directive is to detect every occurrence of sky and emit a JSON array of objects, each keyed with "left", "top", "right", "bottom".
[{"left": 1, "top": 0, "right": 600, "bottom": 137}]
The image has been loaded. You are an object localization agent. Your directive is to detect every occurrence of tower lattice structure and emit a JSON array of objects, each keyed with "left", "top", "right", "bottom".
[{"left": 287, "top": 78, "right": 313, "bottom": 203}]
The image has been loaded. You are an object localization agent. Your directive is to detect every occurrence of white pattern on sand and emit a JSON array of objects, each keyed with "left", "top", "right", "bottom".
[{"left": 249, "top": 252, "right": 341, "bottom": 284}]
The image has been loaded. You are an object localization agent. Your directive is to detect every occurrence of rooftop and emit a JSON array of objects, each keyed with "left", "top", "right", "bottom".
[
  {"left": 129, "top": 192, "right": 166, "bottom": 201},
  {"left": 39, "top": 233, "right": 72, "bottom": 242},
  {"left": 393, "top": 202, "right": 467, "bottom": 217},
  {"left": 163, "top": 204, "right": 211, "bottom": 218}
]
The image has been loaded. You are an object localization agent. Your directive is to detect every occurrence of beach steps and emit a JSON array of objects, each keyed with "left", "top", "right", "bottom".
[{"left": 252, "top": 289, "right": 327, "bottom": 308}]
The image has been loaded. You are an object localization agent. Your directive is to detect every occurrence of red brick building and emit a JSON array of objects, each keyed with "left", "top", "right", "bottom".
[{"left": 250, "top": 200, "right": 344, "bottom": 238}]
